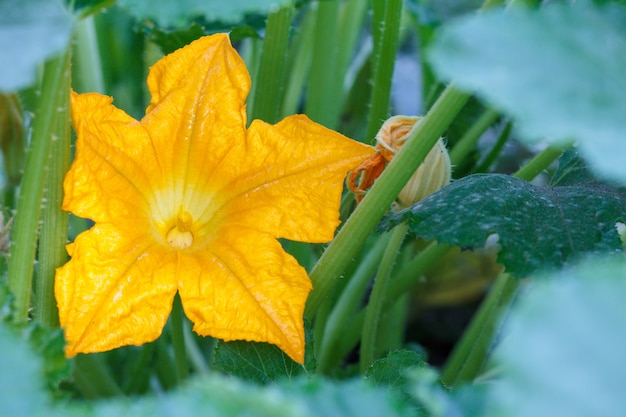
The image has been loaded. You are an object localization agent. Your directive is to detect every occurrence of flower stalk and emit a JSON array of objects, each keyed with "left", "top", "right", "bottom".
[
  {"left": 440, "top": 143, "right": 569, "bottom": 385},
  {"left": 35, "top": 49, "right": 71, "bottom": 327},
  {"left": 7, "top": 49, "right": 71, "bottom": 323},
  {"left": 249, "top": 0, "right": 293, "bottom": 124},
  {"left": 305, "top": 86, "right": 470, "bottom": 318},
  {"left": 365, "top": 0, "right": 403, "bottom": 141}
]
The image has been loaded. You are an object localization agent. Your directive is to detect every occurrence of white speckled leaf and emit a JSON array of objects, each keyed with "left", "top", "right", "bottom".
[{"left": 381, "top": 173, "right": 626, "bottom": 277}]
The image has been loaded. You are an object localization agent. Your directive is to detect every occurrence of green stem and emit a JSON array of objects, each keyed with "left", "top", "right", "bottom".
[
  {"left": 365, "top": 0, "right": 403, "bottom": 141},
  {"left": 72, "top": 15, "right": 105, "bottom": 93},
  {"left": 305, "top": 0, "right": 341, "bottom": 128},
  {"left": 316, "top": 233, "right": 392, "bottom": 373},
  {"left": 281, "top": 7, "right": 315, "bottom": 118},
  {"left": 74, "top": 354, "right": 124, "bottom": 399},
  {"left": 449, "top": 108, "right": 500, "bottom": 166},
  {"left": 440, "top": 273, "right": 519, "bottom": 387},
  {"left": 513, "top": 143, "right": 569, "bottom": 181},
  {"left": 376, "top": 292, "right": 409, "bottom": 353},
  {"left": 171, "top": 294, "right": 188, "bottom": 382},
  {"left": 328, "top": 241, "right": 452, "bottom": 364},
  {"left": 305, "top": 86, "right": 470, "bottom": 318},
  {"left": 7, "top": 50, "right": 70, "bottom": 323},
  {"left": 360, "top": 222, "right": 409, "bottom": 372},
  {"left": 34, "top": 50, "right": 71, "bottom": 327},
  {"left": 184, "top": 326, "right": 211, "bottom": 375},
  {"left": 387, "top": 241, "right": 452, "bottom": 302},
  {"left": 335, "top": 0, "right": 369, "bottom": 115},
  {"left": 155, "top": 335, "right": 179, "bottom": 390},
  {"left": 124, "top": 344, "right": 155, "bottom": 394},
  {"left": 249, "top": 1, "right": 293, "bottom": 124},
  {"left": 474, "top": 120, "right": 512, "bottom": 173},
  {"left": 439, "top": 143, "right": 567, "bottom": 386}
]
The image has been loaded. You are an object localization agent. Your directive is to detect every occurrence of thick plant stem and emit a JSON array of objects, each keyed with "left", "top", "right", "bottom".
[
  {"left": 305, "top": 0, "right": 341, "bottom": 128},
  {"left": 336, "top": 0, "right": 369, "bottom": 104},
  {"left": 360, "top": 222, "right": 409, "bottom": 373},
  {"left": 281, "top": 7, "right": 315, "bottom": 118},
  {"left": 324, "top": 240, "right": 452, "bottom": 366},
  {"left": 171, "top": 294, "right": 189, "bottom": 382},
  {"left": 387, "top": 241, "right": 452, "bottom": 301},
  {"left": 440, "top": 144, "right": 567, "bottom": 386},
  {"left": 305, "top": 86, "right": 470, "bottom": 319},
  {"left": 513, "top": 144, "right": 569, "bottom": 181},
  {"left": 74, "top": 354, "right": 124, "bottom": 399},
  {"left": 441, "top": 273, "right": 519, "bottom": 387},
  {"left": 316, "top": 233, "right": 392, "bottom": 373},
  {"left": 7, "top": 51, "right": 70, "bottom": 323},
  {"left": 72, "top": 15, "right": 105, "bottom": 93},
  {"left": 474, "top": 120, "right": 512, "bottom": 173},
  {"left": 449, "top": 108, "right": 500, "bottom": 166},
  {"left": 156, "top": 336, "right": 179, "bottom": 390},
  {"left": 365, "top": 0, "right": 403, "bottom": 141},
  {"left": 184, "top": 326, "right": 211, "bottom": 375},
  {"left": 35, "top": 51, "right": 71, "bottom": 327},
  {"left": 249, "top": 1, "right": 293, "bottom": 124},
  {"left": 124, "top": 344, "right": 155, "bottom": 394}
]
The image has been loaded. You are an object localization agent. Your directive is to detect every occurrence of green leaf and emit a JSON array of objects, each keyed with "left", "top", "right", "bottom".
[
  {"left": 549, "top": 148, "right": 602, "bottom": 187},
  {"left": 0, "top": 319, "right": 414, "bottom": 417},
  {"left": 118, "top": 0, "right": 290, "bottom": 28},
  {"left": 146, "top": 23, "right": 207, "bottom": 55},
  {"left": 23, "top": 325, "right": 71, "bottom": 399},
  {"left": 365, "top": 350, "right": 426, "bottom": 392},
  {"left": 213, "top": 323, "right": 315, "bottom": 383},
  {"left": 279, "top": 377, "right": 418, "bottom": 417},
  {"left": 108, "top": 376, "right": 416, "bottom": 417},
  {"left": 428, "top": 2, "right": 626, "bottom": 183},
  {"left": 144, "top": 18, "right": 263, "bottom": 55},
  {"left": 0, "top": 0, "right": 74, "bottom": 92},
  {"left": 381, "top": 172, "right": 626, "bottom": 277},
  {"left": 483, "top": 256, "right": 626, "bottom": 417},
  {"left": 404, "top": 366, "right": 455, "bottom": 417},
  {"left": 0, "top": 323, "right": 49, "bottom": 416},
  {"left": 73, "top": 0, "right": 114, "bottom": 17}
]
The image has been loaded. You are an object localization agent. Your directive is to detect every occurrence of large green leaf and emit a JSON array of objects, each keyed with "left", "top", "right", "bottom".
[
  {"left": 212, "top": 322, "right": 315, "bottom": 384},
  {"left": 0, "top": 0, "right": 74, "bottom": 92},
  {"left": 380, "top": 171, "right": 626, "bottom": 277},
  {"left": 0, "top": 319, "right": 414, "bottom": 417},
  {"left": 0, "top": 324, "right": 50, "bottom": 416},
  {"left": 483, "top": 257, "right": 626, "bottom": 417},
  {"left": 212, "top": 340, "right": 315, "bottom": 384},
  {"left": 428, "top": 2, "right": 626, "bottom": 183},
  {"left": 118, "top": 0, "right": 290, "bottom": 28},
  {"left": 281, "top": 377, "right": 417, "bottom": 417}
]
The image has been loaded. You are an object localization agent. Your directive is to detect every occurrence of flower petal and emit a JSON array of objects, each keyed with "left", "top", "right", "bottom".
[
  {"left": 177, "top": 226, "right": 312, "bottom": 363},
  {"left": 55, "top": 223, "right": 178, "bottom": 356},
  {"left": 142, "top": 34, "right": 251, "bottom": 218},
  {"left": 209, "top": 115, "right": 375, "bottom": 242},
  {"left": 67, "top": 92, "right": 163, "bottom": 223}
]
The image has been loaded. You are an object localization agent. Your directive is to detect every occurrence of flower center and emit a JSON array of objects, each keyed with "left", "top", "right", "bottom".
[{"left": 166, "top": 210, "right": 194, "bottom": 249}]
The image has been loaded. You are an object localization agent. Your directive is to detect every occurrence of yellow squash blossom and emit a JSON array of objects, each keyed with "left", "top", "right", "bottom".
[{"left": 55, "top": 34, "right": 374, "bottom": 363}]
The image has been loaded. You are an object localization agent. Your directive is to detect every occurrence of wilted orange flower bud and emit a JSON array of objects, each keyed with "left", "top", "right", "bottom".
[{"left": 348, "top": 115, "right": 451, "bottom": 209}]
